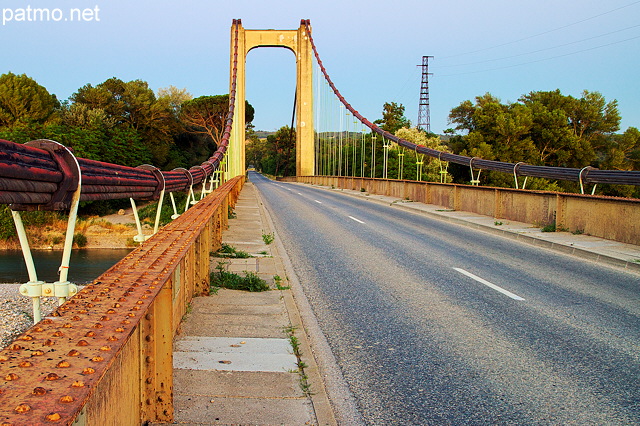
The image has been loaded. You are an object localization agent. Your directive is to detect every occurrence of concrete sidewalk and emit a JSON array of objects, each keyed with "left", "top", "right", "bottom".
[
  {"left": 304, "top": 183, "right": 640, "bottom": 274},
  {"left": 169, "top": 182, "right": 337, "bottom": 425}
]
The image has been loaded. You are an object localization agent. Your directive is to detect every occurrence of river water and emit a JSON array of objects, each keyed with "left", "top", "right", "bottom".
[{"left": 0, "top": 249, "right": 133, "bottom": 284}]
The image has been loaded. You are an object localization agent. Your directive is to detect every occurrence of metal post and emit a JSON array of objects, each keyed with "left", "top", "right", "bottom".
[
  {"left": 13, "top": 211, "right": 45, "bottom": 323},
  {"left": 153, "top": 190, "right": 165, "bottom": 235},
  {"left": 54, "top": 177, "right": 82, "bottom": 306},
  {"left": 131, "top": 198, "right": 146, "bottom": 243},
  {"left": 170, "top": 192, "right": 180, "bottom": 220},
  {"left": 186, "top": 186, "right": 195, "bottom": 211}
]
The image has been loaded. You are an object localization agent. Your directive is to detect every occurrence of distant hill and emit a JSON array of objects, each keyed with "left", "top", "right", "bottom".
[{"left": 253, "top": 130, "right": 276, "bottom": 139}]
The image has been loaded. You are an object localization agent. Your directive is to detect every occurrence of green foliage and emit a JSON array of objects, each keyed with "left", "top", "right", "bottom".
[
  {"left": 70, "top": 77, "right": 178, "bottom": 166},
  {"left": 374, "top": 102, "right": 410, "bottom": 133},
  {"left": 0, "top": 72, "right": 59, "bottom": 127},
  {"left": 541, "top": 223, "right": 556, "bottom": 232},
  {"left": 73, "top": 232, "right": 88, "bottom": 248},
  {"left": 0, "top": 205, "right": 16, "bottom": 239},
  {"left": 283, "top": 325, "right": 312, "bottom": 396},
  {"left": 273, "top": 275, "right": 290, "bottom": 290},
  {"left": 137, "top": 192, "right": 189, "bottom": 226},
  {"left": 0, "top": 72, "right": 243, "bottom": 181},
  {"left": 247, "top": 126, "right": 296, "bottom": 177},
  {"left": 210, "top": 261, "right": 270, "bottom": 292},
  {"left": 0, "top": 206, "right": 65, "bottom": 241},
  {"left": 262, "top": 233, "right": 275, "bottom": 245},
  {"left": 181, "top": 95, "right": 254, "bottom": 146},
  {"left": 447, "top": 89, "right": 636, "bottom": 195},
  {"left": 157, "top": 86, "right": 193, "bottom": 118},
  {"left": 214, "top": 243, "right": 253, "bottom": 258},
  {"left": 395, "top": 128, "right": 452, "bottom": 182}
]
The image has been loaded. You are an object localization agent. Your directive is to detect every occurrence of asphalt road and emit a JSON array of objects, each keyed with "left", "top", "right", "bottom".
[{"left": 250, "top": 172, "right": 640, "bottom": 425}]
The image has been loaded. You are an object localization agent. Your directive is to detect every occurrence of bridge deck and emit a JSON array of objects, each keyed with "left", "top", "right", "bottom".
[{"left": 160, "top": 182, "right": 333, "bottom": 425}]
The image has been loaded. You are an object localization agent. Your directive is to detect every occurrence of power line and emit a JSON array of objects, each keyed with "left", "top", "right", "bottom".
[
  {"left": 438, "top": 23, "right": 640, "bottom": 69},
  {"left": 438, "top": 34, "right": 640, "bottom": 77},
  {"left": 441, "top": 0, "right": 640, "bottom": 59}
]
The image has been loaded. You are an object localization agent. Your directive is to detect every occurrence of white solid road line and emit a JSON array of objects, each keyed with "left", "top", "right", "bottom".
[
  {"left": 314, "top": 200, "right": 322, "bottom": 204},
  {"left": 348, "top": 216, "right": 365, "bottom": 224},
  {"left": 453, "top": 268, "right": 525, "bottom": 301}
]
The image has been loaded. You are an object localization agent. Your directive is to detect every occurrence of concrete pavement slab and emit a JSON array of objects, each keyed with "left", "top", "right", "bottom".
[
  {"left": 173, "top": 394, "right": 315, "bottom": 425},
  {"left": 174, "top": 346, "right": 297, "bottom": 373},
  {"left": 174, "top": 370, "right": 302, "bottom": 398},
  {"left": 180, "top": 312, "right": 290, "bottom": 338},
  {"left": 175, "top": 336, "right": 293, "bottom": 354}
]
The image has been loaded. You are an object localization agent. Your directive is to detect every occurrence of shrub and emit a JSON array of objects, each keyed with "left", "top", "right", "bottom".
[
  {"left": 73, "top": 232, "right": 88, "bottom": 247},
  {"left": 210, "top": 262, "right": 269, "bottom": 292}
]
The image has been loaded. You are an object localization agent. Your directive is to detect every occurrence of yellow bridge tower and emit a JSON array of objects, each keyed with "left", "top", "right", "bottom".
[{"left": 228, "top": 20, "right": 315, "bottom": 178}]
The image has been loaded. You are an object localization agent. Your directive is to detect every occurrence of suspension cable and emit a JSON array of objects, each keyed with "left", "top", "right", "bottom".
[{"left": 301, "top": 19, "right": 640, "bottom": 188}]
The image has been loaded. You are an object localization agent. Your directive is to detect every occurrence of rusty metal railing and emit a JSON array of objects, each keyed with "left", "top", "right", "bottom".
[{"left": 0, "top": 176, "right": 244, "bottom": 425}]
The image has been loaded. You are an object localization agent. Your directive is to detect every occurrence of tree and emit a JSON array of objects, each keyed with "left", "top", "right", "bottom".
[
  {"left": 267, "top": 126, "right": 296, "bottom": 177},
  {"left": 248, "top": 126, "right": 296, "bottom": 176},
  {"left": 180, "top": 95, "right": 255, "bottom": 146},
  {"left": 71, "top": 78, "right": 177, "bottom": 165},
  {"left": 448, "top": 89, "right": 623, "bottom": 189},
  {"left": 449, "top": 93, "right": 537, "bottom": 164},
  {"left": 157, "top": 86, "right": 192, "bottom": 119},
  {"left": 395, "top": 127, "right": 452, "bottom": 182},
  {"left": 520, "top": 90, "right": 619, "bottom": 167},
  {"left": 374, "top": 102, "right": 410, "bottom": 133},
  {"left": 0, "top": 72, "right": 59, "bottom": 127},
  {"left": 601, "top": 127, "right": 640, "bottom": 171}
]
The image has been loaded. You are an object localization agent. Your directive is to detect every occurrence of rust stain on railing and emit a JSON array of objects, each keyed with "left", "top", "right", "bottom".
[{"left": 0, "top": 176, "right": 243, "bottom": 425}]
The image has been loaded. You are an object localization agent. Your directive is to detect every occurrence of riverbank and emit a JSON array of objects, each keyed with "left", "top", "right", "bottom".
[
  {"left": 0, "top": 209, "right": 140, "bottom": 250},
  {"left": 0, "top": 284, "right": 58, "bottom": 348}
]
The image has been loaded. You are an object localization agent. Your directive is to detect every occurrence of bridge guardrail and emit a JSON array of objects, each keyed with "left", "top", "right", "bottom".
[
  {"left": 288, "top": 176, "right": 640, "bottom": 246},
  {"left": 0, "top": 176, "right": 244, "bottom": 425}
]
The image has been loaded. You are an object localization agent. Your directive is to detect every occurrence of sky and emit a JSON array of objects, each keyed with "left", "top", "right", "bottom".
[{"left": 2, "top": 0, "right": 639, "bottom": 134}]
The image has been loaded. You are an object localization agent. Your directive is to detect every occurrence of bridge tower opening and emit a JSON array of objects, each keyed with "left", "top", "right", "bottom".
[{"left": 228, "top": 20, "right": 315, "bottom": 178}]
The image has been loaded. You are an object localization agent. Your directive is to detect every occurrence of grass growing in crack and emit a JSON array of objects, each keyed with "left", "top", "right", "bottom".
[
  {"left": 274, "top": 275, "right": 290, "bottom": 290},
  {"left": 542, "top": 222, "right": 570, "bottom": 232},
  {"left": 541, "top": 223, "right": 556, "bottom": 232},
  {"left": 210, "top": 261, "right": 270, "bottom": 292},
  {"left": 262, "top": 232, "right": 275, "bottom": 245},
  {"left": 283, "top": 325, "right": 312, "bottom": 396},
  {"left": 213, "top": 243, "right": 253, "bottom": 258},
  {"left": 181, "top": 302, "right": 193, "bottom": 322}
]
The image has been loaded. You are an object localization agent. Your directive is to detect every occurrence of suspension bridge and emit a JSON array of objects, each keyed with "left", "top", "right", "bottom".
[{"left": 0, "top": 19, "right": 639, "bottom": 424}]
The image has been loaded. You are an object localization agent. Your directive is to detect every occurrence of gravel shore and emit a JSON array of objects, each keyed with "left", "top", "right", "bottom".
[{"left": 0, "top": 284, "right": 58, "bottom": 349}]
